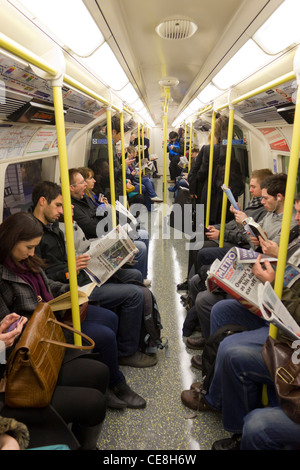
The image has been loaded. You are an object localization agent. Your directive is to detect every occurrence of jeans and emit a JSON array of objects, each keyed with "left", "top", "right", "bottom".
[
  {"left": 193, "top": 288, "right": 227, "bottom": 339},
  {"left": 134, "top": 178, "right": 157, "bottom": 211},
  {"left": 205, "top": 326, "right": 277, "bottom": 433},
  {"left": 241, "top": 407, "right": 300, "bottom": 450},
  {"left": 88, "top": 274, "right": 143, "bottom": 358},
  {"left": 80, "top": 304, "right": 124, "bottom": 387},
  {"left": 210, "top": 298, "right": 268, "bottom": 336},
  {"left": 131, "top": 228, "right": 149, "bottom": 279}
]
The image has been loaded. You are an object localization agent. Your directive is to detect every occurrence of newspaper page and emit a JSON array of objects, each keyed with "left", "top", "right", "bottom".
[
  {"left": 83, "top": 225, "right": 139, "bottom": 286},
  {"left": 221, "top": 184, "right": 240, "bottom": 210},
  {"left": 258, "top": 282, "right": 300, "bottom": 340},
  {"left": 207, "top": 248, "right": 300, "bottom": 318},
  {"left": 234, "top": 247, "right": 277, "bottom": 264},
  {"left": 206, "top": 248, "right": 263, "bottom": 316}
]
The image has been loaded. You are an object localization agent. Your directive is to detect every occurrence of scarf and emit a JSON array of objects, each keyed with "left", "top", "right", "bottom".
[
  {"left": 247, "top": 196, "right": 263, "bottom": 208},
  {"left": 5, "top": 257, "right": 53, "bottom": 303}
]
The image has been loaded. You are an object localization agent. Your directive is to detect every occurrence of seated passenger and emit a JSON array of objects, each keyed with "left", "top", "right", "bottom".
[
  {"left": 187, "top": 168, "right": 272, "bottom": 299},
  {"left": 182, "top": 271, "right": 300, "bottom": 450},
  {"left": 126, "top": 146, "right": 163, "bottom": 209},
  {"left": 31, "top": 181, "right": 156, "bottom": 370},
  {"left": 0, "top": 212, "right": 147, "bottom": 418},
  {"left": 168, "top": 147, "right": 199, "bottom": 199},
  {"left": 185, "top": 187, "right": 300, "bottom": 362},
  {"left": 69, "top": 168, "right": 149, "bottom": 281},
  {"left": 181, "top": 196, "right": 300, "bottom": 434}
]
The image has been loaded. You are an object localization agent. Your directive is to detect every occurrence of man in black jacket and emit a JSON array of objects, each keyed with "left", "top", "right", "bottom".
[{"left": 31, "top": 181, "right": 157, "bottom": 369}]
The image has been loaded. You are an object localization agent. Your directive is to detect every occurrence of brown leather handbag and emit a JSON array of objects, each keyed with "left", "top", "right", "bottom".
[
  {"left": 4, "top": 303, "right": 95, "bottom": 408},
  {"left": 262, "top": 335, "right": 300, "bottom": 423}
]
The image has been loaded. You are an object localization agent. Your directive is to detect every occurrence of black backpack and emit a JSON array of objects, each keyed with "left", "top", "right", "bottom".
[
  {"left": 138, "top": 285, "right": 168, "bottom": 355},
  {"left": 201, "top": 324, "right": 247, "bottom": 393}
]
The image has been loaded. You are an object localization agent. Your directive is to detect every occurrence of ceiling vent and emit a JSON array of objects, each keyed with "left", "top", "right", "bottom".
[{"left": 155, "top": 17, "right": 197, "bottom": 40}]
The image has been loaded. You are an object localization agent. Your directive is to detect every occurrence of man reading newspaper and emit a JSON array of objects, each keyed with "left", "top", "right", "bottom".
[{"left": 181, "top": 197, "right": 300, "bottom": 450}]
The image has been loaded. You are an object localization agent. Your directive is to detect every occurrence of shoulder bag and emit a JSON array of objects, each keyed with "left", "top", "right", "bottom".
[
  {"left": 262, "top": 335, "right": 300, "bottom": 423},
  {"left": 4, "top": 303, "right": 95, "bottom": 408}
]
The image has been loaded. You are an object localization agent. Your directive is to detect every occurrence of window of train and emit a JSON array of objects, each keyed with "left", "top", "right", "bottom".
[
  {"left": 3, "top": 157, "right": 56, "bottom": 218},
  {"left": 281, "top": 155, "right": 300, "bottom": 194}
]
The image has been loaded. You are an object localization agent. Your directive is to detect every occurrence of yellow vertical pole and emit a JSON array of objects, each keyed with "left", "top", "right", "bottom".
[
  {"left": 188, "top": 121, "right": 193, "bottom": 171},
  {"left": 137, "top": 122, "right": 142, "bottom": 192},
  {"left": 205, "top": 111, "right": 217, "bottom": 227},
  {"left": 271, "top": 84, "right": 300, "bottom": 337},
  {"left": 219, "top": 107, "right": 235, "bottom": 247},
  {"left": 184, "top": 123, "right": 187, "bottom": 158},
  {"left": 120, "top": 111, "right": 127, "bottom": 205},
  {"left": 106, "top": 107, "right": 117, "bottom": 228},
  {"left": 52, "top": 86, "right": 82, "bottom": 344},
  {"left": 142, "top": 124, "right": 145, "bottom": 175},
  {"left": 163, "top": 112, "right": 168, "bottom": 205}
]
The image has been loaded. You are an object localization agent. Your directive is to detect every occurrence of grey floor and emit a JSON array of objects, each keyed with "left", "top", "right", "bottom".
[{"left": 97, "top": 178, "right": 229, "bottom": 451}]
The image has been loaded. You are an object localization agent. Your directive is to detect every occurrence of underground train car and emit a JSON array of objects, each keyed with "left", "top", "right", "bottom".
[{"left": 0, "top": 0, "right": 300, "bottom": 454}]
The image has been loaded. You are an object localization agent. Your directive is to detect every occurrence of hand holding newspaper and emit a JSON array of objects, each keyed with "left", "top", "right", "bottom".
[
  {"left": 83, "top": 225, "right": 139, "bottom": 286},
  {"left": 258, "top": 282, "right": 300, "bottom": 340},
  {"left": 206, "top": 247, "right": 300, "bottom": 317}
]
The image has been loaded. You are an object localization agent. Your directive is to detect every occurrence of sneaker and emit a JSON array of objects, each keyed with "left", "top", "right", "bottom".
[
  {"left": 168, "top": 186, "right": 175, "bottom": 192},
  {"left": 112, "top": 381, "right": 146, "bottom": 409},
  {"left": 143, "top": 279, "right": 152, "bottom": 287},
  {"left": 150, "top": 196, "right": 163, "bottom": 202},
  {"left": 118, "top": 351, "right": 158, "bottom": 368}
]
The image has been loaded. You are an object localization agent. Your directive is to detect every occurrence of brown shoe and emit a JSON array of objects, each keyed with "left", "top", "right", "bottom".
[
  {"left": 186, "top": 336, "right": 206, "bottom": 350},
  {"left": 191, "top": 354, "right": 202, "bottom": 370},
  {"left": 168, "top": 179, "right": 175, "bottom": 183},
  {"left": 181, "top": 389, "right": 215, "bottom": 411}
]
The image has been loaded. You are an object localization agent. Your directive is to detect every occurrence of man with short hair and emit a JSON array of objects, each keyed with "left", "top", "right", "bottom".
[
  {"left": 31, "top": 180, "right": 157, "bottom": 369},
  {"left": 69, "top": 168, "right": 149, "bottom": 281}
]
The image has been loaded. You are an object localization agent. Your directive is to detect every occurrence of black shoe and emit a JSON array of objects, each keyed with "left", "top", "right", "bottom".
[
  {"left": 153, "top": 174, "right": 161, "bottom": 178},
  {"left": 191, "top": 354, "right": 202, "bottom": 370},
  {"left": 112, "top": 381, "right": 146, "bottom": 409},
  {"left": 177, "top": 280, "right": 188, "bottom": 291},
  {"left": 106, "top": 389, "right": 127, "bottom": 409},
  {"left": 186, "top": 336, "right": 206, "bottom": 350},
  {"left": 211, "top": 434, "right": 242, "bottom": 450}
]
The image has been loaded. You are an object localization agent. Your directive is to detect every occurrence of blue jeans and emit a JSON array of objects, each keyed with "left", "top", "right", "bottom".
[
  {"left": 134, "top": 178, "right": 157, "bottom": 211},
  {"left": 88, "top": 270, "right": 143, "bottom": 357},
  {"left": 81, "top": 304, "right": 125, "bottom": 387},
  {"left": 205, "top": 326, "right": 277, "bottom": 433},
  {"left": 241, "top": 407, "right": 300, "bottom": 450},
  {"left": 210, "top": 298, "right": 268, "bottom": 335},
  {"left": 131, "top": 228, "right": 149, "bottom": 279}
]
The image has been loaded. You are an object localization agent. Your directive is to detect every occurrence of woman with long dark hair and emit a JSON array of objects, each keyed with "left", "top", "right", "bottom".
[{"left": 0, "top": 213, "right": 146, "bottom": 448}]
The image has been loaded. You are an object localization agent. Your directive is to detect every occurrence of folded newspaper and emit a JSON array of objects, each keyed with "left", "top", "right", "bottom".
[
  {"left": 83, "top": 225, "right": 139, "bottom": 286},
  {"left": 258, "top": 281, "right": 300, "bottom": 340},
  {"left": 206, "top": 247, "right": 300, "bottom": 317},
  {"left": 221, "top": 184, "right": 240, "bottom": 211}
]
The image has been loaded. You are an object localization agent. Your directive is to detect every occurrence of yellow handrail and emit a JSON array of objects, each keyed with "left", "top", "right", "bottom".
[
  {"left": 106, "top": 108, "right": 117, "bottom": 228},
  {"left": 52, "top": 86, "right": 82, "bottom": 344},
  {"left": 219, "top": 107, "right": 235, "bottom": 248}
]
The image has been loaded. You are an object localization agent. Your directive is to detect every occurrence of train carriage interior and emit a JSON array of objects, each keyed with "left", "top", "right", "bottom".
[{"left": 0, "top": 0, "right": 300, "bottom": 452}]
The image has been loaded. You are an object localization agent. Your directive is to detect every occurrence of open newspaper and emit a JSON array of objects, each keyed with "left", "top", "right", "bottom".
[
  {"left": 48, "top": 282, "right": 96, "bottom": 312},
  {"left": 258, "top": 281, "right": 300, "bottom": 340},
  {"left": 206, "top": 247, "right": 300, "bottom": 317},
  {"left": 83, "top": 225, "right": 139, "bottom": 286}
]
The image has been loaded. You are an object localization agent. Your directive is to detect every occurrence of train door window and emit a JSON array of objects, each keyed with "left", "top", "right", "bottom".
[
  {"left": 281, "top": 155, "right": 300, "bottom": 194},
  {"left": 3, "top": 158, "right": 46, "bottom": 218}
]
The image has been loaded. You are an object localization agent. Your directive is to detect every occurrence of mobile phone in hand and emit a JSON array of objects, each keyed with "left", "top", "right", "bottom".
[{"left": 7, "top": 317, "right": 23, "bottom": 332}]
